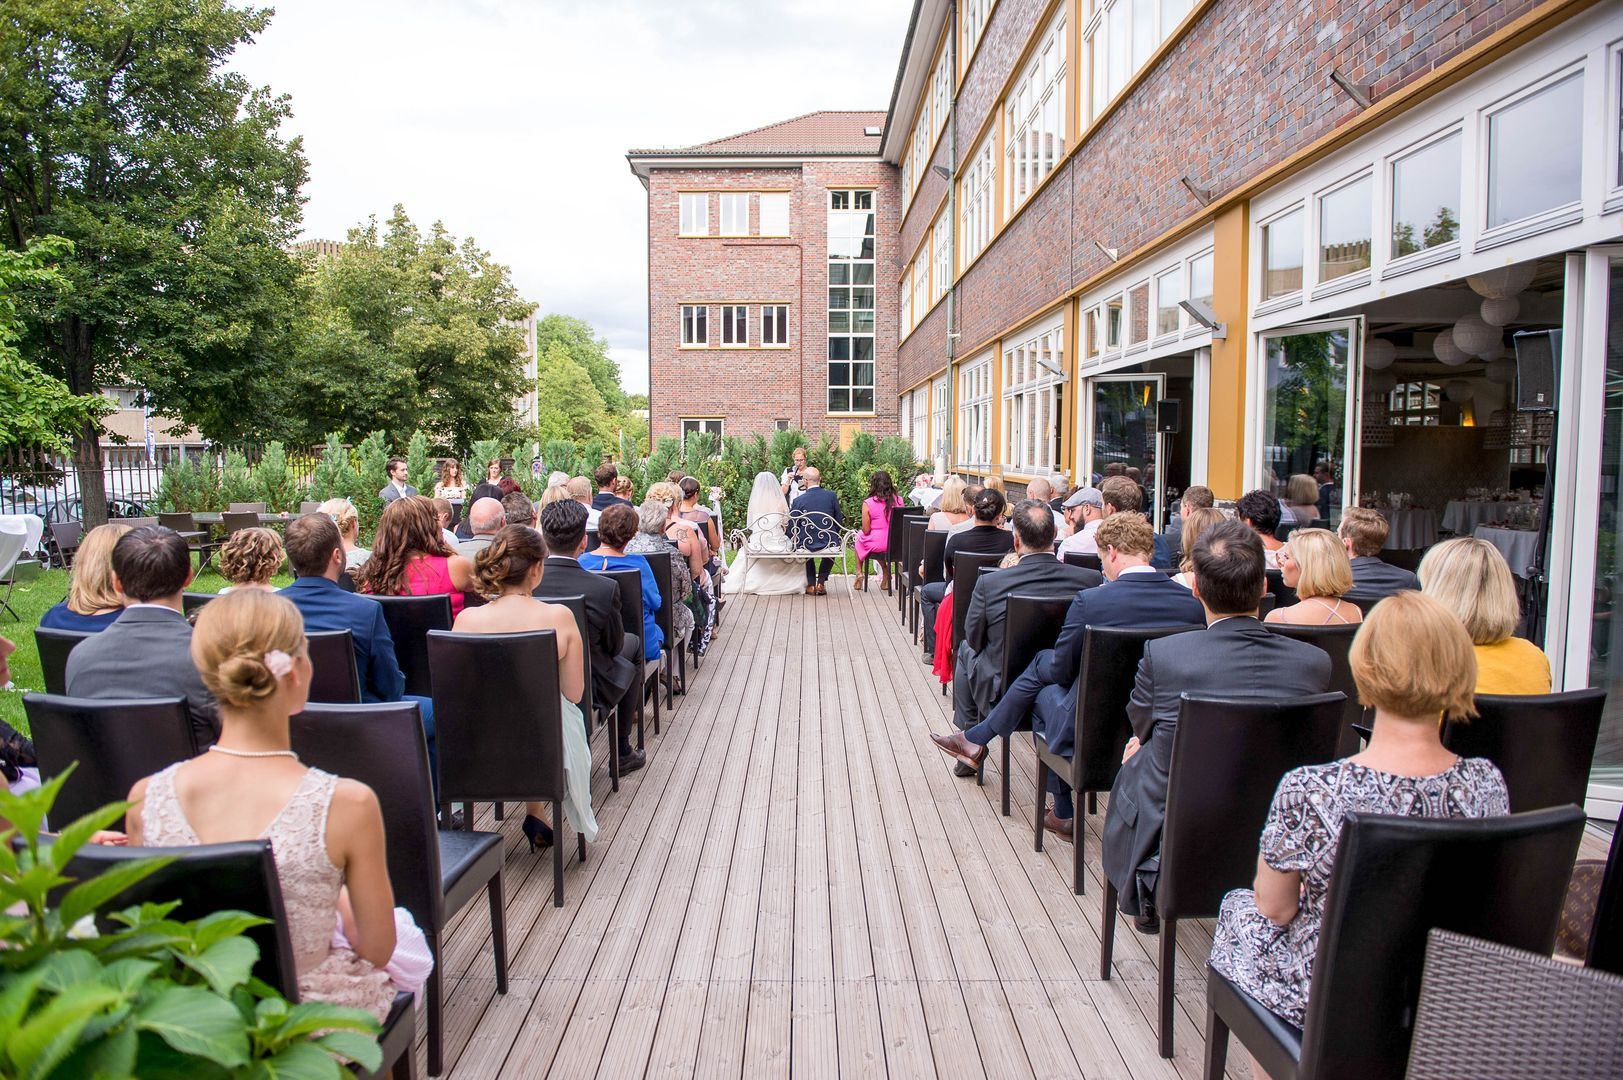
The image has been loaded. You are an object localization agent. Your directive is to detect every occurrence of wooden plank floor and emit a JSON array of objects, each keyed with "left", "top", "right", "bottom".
[{"left": 424, "top": 582, "right": 1615, "bottom": 1079}]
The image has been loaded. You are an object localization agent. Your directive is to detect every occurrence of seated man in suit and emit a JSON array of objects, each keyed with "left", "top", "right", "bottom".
[
  {"left": 931, "top": 513, "right": 1203, "bottom": 839},
  {"left": 536, "top": 499, "right": 646, "bottom": 772},
  {"left": 946, "top": 500, "right": 1100, "bottom": 737},
  {"left": 1100, "top": 474, "right": 1175, "bottom": 571},
  {"left": 920, "top": 487, "right": 1014, "bottom": 652},
  {"left": 65, "top": 525, "right": 220, "bottom": 748},
  {"left": 277, "top": 513, "right": 435, "bottom": 764},
  {"left": 1101, "top": 520, "right": 1332, "bottom": 932},
  {"left": 1339, "top": 506, "right": 1418, "bottom": 600},
  {"left": 788, "top": 467, "right": 843, "bottom": 595}
]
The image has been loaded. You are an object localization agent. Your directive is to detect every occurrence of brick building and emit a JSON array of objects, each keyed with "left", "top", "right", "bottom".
[{"left": 628, "top": 112, "right": 901, "bottom": 444}]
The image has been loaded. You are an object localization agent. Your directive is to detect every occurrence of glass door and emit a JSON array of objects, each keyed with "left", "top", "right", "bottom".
[
  {"left": 1091, "top": 374, "right": 1165, "bottom": 528},
  {"left": 1256, "top": 318, "right": 1362, "bottom": 527}
]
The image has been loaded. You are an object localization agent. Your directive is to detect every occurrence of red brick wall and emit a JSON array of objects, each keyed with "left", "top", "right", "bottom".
[{"left": 645, "top": 161, "right": 901, "bottom": 443}]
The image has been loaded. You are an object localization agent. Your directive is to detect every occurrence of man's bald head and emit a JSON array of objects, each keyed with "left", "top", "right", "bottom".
[{"left": 468, "top": 497, "right": 505, "bottom": 536}]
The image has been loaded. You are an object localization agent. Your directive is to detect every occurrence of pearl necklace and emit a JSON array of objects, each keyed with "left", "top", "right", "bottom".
[{"left": 207, "top": 745, "right": 300, "bottom": 761}]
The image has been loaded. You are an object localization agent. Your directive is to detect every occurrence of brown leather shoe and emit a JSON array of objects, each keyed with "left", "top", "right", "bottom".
[
  {"left": 1043, "top": 810, "right": 1075, "bottom": 843},
  {"left": 805, "top": 585, "right": 818, "bottom": 595},
  {"left": 814, "top": 583, "right": 827, "bottom": 595},
  {"left": 929, "top": 730, "right": 987, "bottom": 771}
]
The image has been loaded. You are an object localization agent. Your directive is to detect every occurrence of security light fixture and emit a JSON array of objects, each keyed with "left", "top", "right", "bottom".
[
  {"left": 1178, "top": 298, "right": 1227, "bottom": 339},
  {"left": 1328, "top": 69, "right": 1373, "bottom": 109},
  {"left": 1180, "top": 175, "right": 1213, "bottom": 205},
  {"left": 932, "top": 165, "right": 951, "bottom": 180},
  {"left": 1093, "top": 240, "right": 1119, "bottom": 261},
  {"left": 1036, "top": 353, "right": 1065, "bottom": 375}
]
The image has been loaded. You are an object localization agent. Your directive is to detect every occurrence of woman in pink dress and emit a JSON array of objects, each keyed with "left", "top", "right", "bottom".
[
  {"left": 354, "top": 495, "right": 476, "bottom": 618},
  {"left": 854, "top": 470, "right": 903, "bottom": 592}
]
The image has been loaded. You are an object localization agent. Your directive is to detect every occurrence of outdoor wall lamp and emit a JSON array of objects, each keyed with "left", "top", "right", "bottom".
[
  {"left": 1093, "top": 240, "right": 1119, "bottom": 261},
  {"left": 931, "top": 165, "right": 951, "bottom": 180},
  {"left": 1329, "top": 69, "right": 1373, "bottom": 109},
  {"left": 1179, "top": 298, "right": 1227, "bottom": 340}
]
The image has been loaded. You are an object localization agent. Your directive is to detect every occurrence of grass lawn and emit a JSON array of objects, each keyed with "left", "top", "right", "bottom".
[{"left": 1, "top": 561, "right": 294, "bottom": 737}]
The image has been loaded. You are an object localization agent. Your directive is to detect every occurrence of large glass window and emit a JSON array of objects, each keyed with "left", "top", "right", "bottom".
[
  {"left": 759, "top": 193, "right": 789, "bottom": 237},
  {"left": 720, "top": 305, "right": 747, "bottom": 346},
  {"left": 932, "top": 214, "right": 951, "bottom": 304},
  {"left": 957, "top": 354, "right": 994, "bottom": 467},
  {"left": 762, "top": 305, "right": 788, "bottom": 346},
  {"left": 679, "top": 193, "right": 708, "bottom": 236},
  {"left": 1387, "top": 380, "right": 1441, "bottom": 425},
  {"left": 1260, "top": 325, "right": 1351, "bottom": 520},
  {"left": 1486, "top": 72, "right": 1584, "bottom": 229},
  {"left": 1189, "top": 249, "right": 1213, "bottom": 309},
  {"left": 1262, "top": 207, "right": 1305, "bottom": 300},
  {"left": 960, "top": 133, "right": 996, "bottom": 268},
  {"left": 1005, "top": 11, "right": 1067, "bottom": 215},
  {"left": 1318, "top": 175, "right": 1372, "bottom": 283},
  {"left": 1391, "top": 132, "right": 1461, "bottom": 258},
  {"left": 962, "top": 0, "right": 996, "bottom": 67},
  {"left": 680, "top": 418, "right": 723, "bottom": 439},
  {"left": 1155, "top": 267, "right": 1182, "bottom": 336},
  {"left": 828, "top": 190, "right": 876, "bottom": 413},
  {"left": 912, "top": 242, "right": 930, "bottom": 324},
  {"left": 1002, "top": 320, "right": 1065, "bottom": 473},
  {"left": 930, "top": 45, "right": 952, "bottom": 145},
  {"left": 931, "top": 377, "right": 950, "bottom": 459},
  {"left": 1085, "top": 0, "right": 1184, "bottom": 124},
  {"left": 719, "top": 193, "right": 749, "bottom": 237},
  {"left": 911, "top": 385, "right": 932, "bottom": 458},
  {"left": 680, "top": 305, "right": 707, "bottom": 346}
]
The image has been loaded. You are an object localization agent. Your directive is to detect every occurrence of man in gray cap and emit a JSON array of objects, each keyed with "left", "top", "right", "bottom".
[{"left": 1057, "top": 486, "right": 1106, "bottom": 557}]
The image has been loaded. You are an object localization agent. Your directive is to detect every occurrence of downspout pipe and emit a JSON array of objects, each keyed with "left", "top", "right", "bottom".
[{"left": 940, "top": 0, "right": 959, "bottom": 476}]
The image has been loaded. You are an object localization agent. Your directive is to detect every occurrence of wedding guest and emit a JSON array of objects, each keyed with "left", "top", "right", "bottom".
[
  {"left": 485, "top": 459, "right": 504, "bottom": 485},
  {"left": 677, "top": 477, "right": 721, "bottom": 556},
  {"left": 430, "top": 497, "right": 460, "bottom": 550},
  {"left": 38, "top": 522, "right": 132, "bottom": 632},
  {"left": 1237, "top": 490, "right": 1287, "bottom": 570},
  {"left": 1164, "top": 484, "right": 1214, "bottom": 559},
  {"left": 628, "top": 499, "right": 695, "bottom": 651},
  {"left": 579, "top": 504, "right": 662, "bottom": 662},
  {"left": 592, "top": 464, "right": 630, "bottom": 511},
  {"left": 1171, "top": 507, "right": 1226, "bottom": 589},
  {"left": 854, "top": 470, "right": 903, "bottom": 592},
  {"left": 218, "top": 527, "right": 284, "bottom": 592},
  {"left": 127, "top": 589, "right": 399, "bottom": 1020},
  {"left": 1265, "top": 528, "right": 1362, "bottom": 626},
  {"left": 456, "top": 497, "right": 505, "bottom": 559},
  {"left": 614, "top": 475, "right": 635, "bottom": 503},
  {"left": 569, "top": 476, "right": 602, "bottom": 528},
  {"left": 454, "top": 483, "right": 503, "bottom": 540},
  {"left": 1284, "top": 474, "right": 1321, "bottom": 526},
  {"left": 502, "top": 491, "right": 536, "bottom": 528},
  {"left": 1419, "top": 536, "right": 1551, "bottom": 694},
  {"left": 433, "top": 459, "right": 467, "bottom": 522},
  {"left": 1339, "top": 507, "right": 1419, "bottom": 599},
  {"left": 318, "top": 498, "right": 369, "bottom": 571},
  {"left": 1208, "top": 591, "right": 1507, "bottom": 1042},
  {"left": 927, "top": 477, "right": 971, "bottom": 532},
  {"left": 353, "top": 496, "right": 475, "bottom": 619},
  {"left": 1056, "top": 487, "right": 1107, "bottom": 557}
]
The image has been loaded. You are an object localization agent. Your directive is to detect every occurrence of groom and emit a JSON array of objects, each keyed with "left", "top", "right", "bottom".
[{"left": 790, "top": 467, "right": 843, "bottom": 596}]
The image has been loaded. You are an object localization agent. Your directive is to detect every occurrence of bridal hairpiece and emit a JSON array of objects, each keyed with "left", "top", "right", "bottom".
[{"left": 264, "top": 649, "right": 294, "bottom": 678}]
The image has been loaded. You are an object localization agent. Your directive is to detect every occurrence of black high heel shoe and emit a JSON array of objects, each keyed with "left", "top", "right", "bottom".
[{"left": 522, "top": 814, "right": 554, "bottom": 852}]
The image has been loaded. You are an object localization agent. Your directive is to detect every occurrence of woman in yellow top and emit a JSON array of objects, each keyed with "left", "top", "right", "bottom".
[{"left": 1418, "top": 536, "right": 1551, "bottom": 694}]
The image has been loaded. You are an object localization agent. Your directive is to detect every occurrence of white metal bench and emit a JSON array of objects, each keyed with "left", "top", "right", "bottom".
[{"left": 726, "top": 510, "right": 857, "bottom": 578}]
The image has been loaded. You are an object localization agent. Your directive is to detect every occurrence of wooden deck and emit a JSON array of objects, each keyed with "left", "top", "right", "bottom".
[{"left": 421, "top": 583, "right": 1614, "bottom": 1079}]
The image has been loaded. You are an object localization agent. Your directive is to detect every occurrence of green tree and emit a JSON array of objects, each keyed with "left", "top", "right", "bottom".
[
  {"left": 537, "top": 314, "right": 627, "bottom": 415},
  {"left": 534, "top": 343, "right": 615, "bottom": 444},
  {"left": 0, "top": 238, "right": 112, "bottom": 452},
  {"left": 0, "top": 0, "right": 308, "bottom": 523},
  {"left": 284, "top": 208, "right": 537, "bottom": 450},
  {"left": 405, "top": 430, "right": 435, "bottom": 498}
]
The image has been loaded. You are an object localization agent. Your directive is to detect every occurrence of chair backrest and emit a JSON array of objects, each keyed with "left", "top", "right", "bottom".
[
  {"left": 49, "top": 520, "right": 83, "bottom": 555},
  {"left": 1159, "top": 691, "right": 1347, "bottom": 916},
  {"left": 1345, "top": 593, "right": 1381, "bottom": 616},
  {"left": 33, "top": 626, "right": 91, "bottom": 695},
  {"left": 157, "top": 512, "right": 196, "bottom": 532},
  {"left": 545, "top": 593, "right": 593, "bottom": 720},
  {"left": 228, "top": 502, "right": 266, "bottom": 514},
  {"left": 221, "top": 511, "right": 260, "bottom": 535},
  {"left": 1062, "top": 551, "right": 1102, "bottom": 572},
  {"left": 117, "top": 516, "right": 157, "bottom": 529},
  {"left": 1296, "top": 806, "right": 1586, "bottom": 1080},
  {"left": 181, "top": 591, "right": 215, "bottom": 616},
  {"left": 1589, "top": 824, "right": 1623, "bottom": 975},
  {"left": 291, "top": 701, "right": 442, "bottom": 928},
  {"left": 584, "top": 528, "right": 600, "bottom": 552},
  {"left": 950, "top": 554, "right": 1006, "bottom": 654},
  {"left": 1000, "top": 594, "right": 1074, "bottom": 685},
  {"left": 1264, "top": 567, "right": 1299, "bottom": 609},
  {"left": 1276, "top": 520, "right": 1298, "bottom": 542},
  {"left": 887, "top": 503, "right": 912, "bottom": 551},
  {"left": 642, "top": 549, "right": 677, "bottom": 647},
  {"left": 1072, "top": 624, "right": 1202, "bottom": 792},
  {"left": 1256, "top": 593, "right": 1276, "bottom": 619},
  {"left": 371, "top": 593, "right": 454, "bottom": 697},
  {"left": 1265, "top": 622, "right": 1363, "bottom": 756},
  {"left": 1406, "top": 928, "right": 1623, "bottom": 1079},
  {"left": 1445, "top": 689, "right": 1606, "bottom": 813},
  {"left": 920, "top": 528, "right": 948, "bottom": 585},
  {"left": 24, "top": 693, "right": 196, "bottom": 825},
  {"left": 305, "top": 628, "right": 361, "bottom": 704},
  {"left": 900, "top": 518, "right": 926, "bottom": 580},
  {"left": 299, "top": 501, "right": 321, "bottom": 515},
  {"left": 600, "top": 568, "right": 644, "bottom": 648},
  {"left": 428, "top": 629, "right": 566, "bottom": 803}
]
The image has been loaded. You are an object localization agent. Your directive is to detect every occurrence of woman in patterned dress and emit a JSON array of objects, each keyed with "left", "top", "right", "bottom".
[{"left": 1208, "top": 591, "right": 1508, "bottom": 1064}]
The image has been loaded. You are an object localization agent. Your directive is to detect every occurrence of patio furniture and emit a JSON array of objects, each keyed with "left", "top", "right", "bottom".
[
  {"left": 305, "top": 628, "right": 362, "bottom": 704},
  {"left": 33, "top": 626, "right": 91, "bottom": 695},
  {"left": 24, "top": 693, "right": 195, "bottom": 825},
  {"left": 1447, "top": 689, "right": 1606, "bottom": 812},
  {"left": 990, "top": 593, "right": 1075, "bottom": 815},
  {"left": 602, "top": 568, "right": 657, "bottom": 744},
  {"left": 371, "top": 593, "right": 454, "bottom": 698},
  {"left": 1265, "top": 623, "right": 1363, "bottom": 756},
  {"left": 48, "top": 520, "right": 82, "bottom": 569}
]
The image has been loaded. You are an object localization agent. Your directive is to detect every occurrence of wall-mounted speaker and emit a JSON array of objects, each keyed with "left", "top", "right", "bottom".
[
  {"left": 1156, "top": 399, "right": 1181, "bottom": 434},
  {"left": 1512, "top": 329, "right": 1560, "bottom": 413}
]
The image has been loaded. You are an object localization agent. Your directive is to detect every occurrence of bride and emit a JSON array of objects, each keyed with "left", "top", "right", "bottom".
[{"left": 727, "top": 471, "right": 810, "bottom": 595}]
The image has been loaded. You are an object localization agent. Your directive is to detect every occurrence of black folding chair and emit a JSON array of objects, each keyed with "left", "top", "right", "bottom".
[
  {"left": 1446, "top": 689, "right": 1606, "bottom": 812},
  {"left": 305, "top": 628, "right": 361, "bottom": 704},
  {"left": 181, "top": 591, "right": 215, "bottom": 617},
  {"left": 990, "top": 593, "right": 1074, "bottom": 815},
  {"left": 23, "top": 693, "right": 196, "bottom": 826},
  {"left": 947, "top": 552, "right": 1009, "bottom": 696},
  {"left": 915, "top": 528, "right": 949, "bottom": 648},
  {"left": 642, "top": 550, "right": 685, "bottom": 709},
  {"left": 1062, "top": 551, "right": 1102, "bottom": 572},
  {"left": 1266, "top": 623, "right": 1363, "bottom": 756},
  {"left": 33, "top": 626, "right": 91, "bottom": 695},
  {"left": 899, "top": 517, "right": 928, "bottom": 625},
  {"left": 371, "top": 593, "right": 454, "bottom": 698},
  {"left": 601, "top": 567, "right": 657, "bottom": 744}
]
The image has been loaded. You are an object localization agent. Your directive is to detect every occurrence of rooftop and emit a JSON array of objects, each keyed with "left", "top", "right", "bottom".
[{"left": 626, "top": 111, "right": 886, "bottom": 179}]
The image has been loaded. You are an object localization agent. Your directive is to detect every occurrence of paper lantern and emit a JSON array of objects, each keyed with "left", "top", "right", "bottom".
[
  {"left": 1363, "top": 370, "right": 1398, "bottom": 396},
  {"left": 1467, "top": 264, "right": 1536, "bottom": 300},
  {"left": 1364, "top": 337, "right": 1396, "bottom": 370},
  {"left": 1453, "top": 315, "right": 1500, "bottom": 357},
  {"left": 1445, "top": 379, "right": 1473, "bottom": 403},
  {"left": 1475, "top": 338, "right": 1506, "bottom": 362},
  {"left": 1433, "top": 328, "right": 1469, "bottom": 366},
  {"left": 1485, "top": 359, "right": 1517, "bottom": 384},
  {"left": 1481, "top": 296, "right": 1520, "bottom": 327}
]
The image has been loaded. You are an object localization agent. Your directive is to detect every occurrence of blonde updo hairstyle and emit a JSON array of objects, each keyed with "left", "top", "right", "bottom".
[
  {"left": 472, "top": 524, "right": 549, "bottom": 599},
  {"left": 645, "top": 481, "right": 681, "bottom": 506},
  {"left": 218, "top": 527, "right": 284, "bottom": 586},
  {"left": 318, "top": 498, "right": 359, "bottom": 540},
  {"left": 190, "top": 589, "right": 307, "bottom": 708}
]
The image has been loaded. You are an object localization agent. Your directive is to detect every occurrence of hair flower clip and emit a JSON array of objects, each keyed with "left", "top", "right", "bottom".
[{"left": 264, "top": 650, "right": 294, "bottom": 678}]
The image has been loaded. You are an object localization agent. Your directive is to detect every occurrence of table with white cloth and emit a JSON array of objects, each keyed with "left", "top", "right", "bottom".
[
  {"left": 0, "top": 514, "right": 45, "bottom": 556},
  {"left": 1442, "top": 500, "right": 1540, "bottom": 536},
  {"left": 1473, "top": 526, "right": 1543, "bottom": 579},
  {"left": 1380, "top": 508, "right": 1440, "bottom": 550}
]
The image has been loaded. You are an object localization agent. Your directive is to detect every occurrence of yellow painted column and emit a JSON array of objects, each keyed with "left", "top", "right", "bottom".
[{"left": 1207, "top": 202, "right": 1250, "bottom": 500}]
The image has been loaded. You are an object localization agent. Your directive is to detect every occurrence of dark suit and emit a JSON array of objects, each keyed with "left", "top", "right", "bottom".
[
  {"left": 953, "top": 553, "right": 1100, "bottom": 731},
  {"left": 378, "top": 481, "right": 417, "bottom": 504},
  {"left": 1346, "top": 554, "right": 1418, "bottom": 600},
  {"left": 64, "top": 604, "right": 220, "bottom": 750},
  {"left": 534, "top": 555, "right": 639, "bottom": 752},
  {"left": 591, "top": 491, "right": 632, "bottom": 512},
  {"left": 789, "top": 486, "right": 843, "bottom": 585},
  {"left": 1101, "top": 617, "right": 1331, "bottom": 915}
]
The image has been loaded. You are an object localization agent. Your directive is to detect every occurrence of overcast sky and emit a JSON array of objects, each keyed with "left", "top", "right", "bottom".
[{"left": 228, "top": 0, "right": 916, "bottom": 395}]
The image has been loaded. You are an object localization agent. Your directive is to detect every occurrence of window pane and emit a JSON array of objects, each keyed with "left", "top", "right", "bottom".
[
  {"left": 1160, "top": 0, "right": 1187, "bottom": 30},
  {"left": 829, "top": 312, "right": 850, "bottom": 333},
  {"left": 1318, "top": 176, "right": 1371, "bottom": 283},
  {"left": 1108, "top": 5, "right": 1127, "bottom": 98},
  {"left": 855, "top": 191, "right": 873, "bottom": 210},
  {"left": 853, "top": 338, "right": 874, "bottom": 363},
  {"left": 720, "top": 193, "right": 749, "bottom": 236},
  {"left": 828, "top": 288, "right": 849, "bottom": 310},
  {"left": 1189, "top": 251, "right": 1213, "bottom": 307},
  {"left": 828, "top": 337, "right": 850, "bottom": 361},
  {"left": 1106, "top": 298, "right": 1123, "bottom": 347},
  {"left": 853, "top": 263, "right": 874, "bottom": 285},
  {"left": 1156, "top": 268, "right": 1181, "bottom": 335},
  {"left": 1263, "top": 208, "right": 1305, "bottom": 299},
  {"left": 1487, "top": 73, "right": 1584, "bottom": 228},
  {"left": 1261, "top": 328, "right": 1349, "bottom": 526},
  {"left": 853, "top": 388, "right": 874, "bottom": 412},
  {"left": 1391, "top": 133, "right": 1461, "bottom": 257},
  {"left": 1132, "top": 0, "right": 1153, "bottom": 69},
  {"left": 854, "top": 363, "right": 874, "bottom": 387},
  {"left": 680, "top": 193, "right": 707, "bottom": 235},
  {"left": 829, "top": 389, "right": 850, "bottom": 412},
  {"left": 829, "top": 363, "right": 850, "bottom": 385},
  {"left": 1128, "top": 282, "right": 1149, "bottom": 345},
  {"left": 759, "top": 192, "right": 789, "bottom": 236},
  {"left": 829, "top": 263, "right": 850, "bottom": 285},
  {"left": 853, "top": 311, "right": 875, "bottom": 333},
  {"left": 851, "top": 287, "right": 875, "bottom": 310}
]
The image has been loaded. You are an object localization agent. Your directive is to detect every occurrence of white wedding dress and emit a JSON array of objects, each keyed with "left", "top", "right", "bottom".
[{"left": 726, "top": 471, "right": 810, "bottom": 595}]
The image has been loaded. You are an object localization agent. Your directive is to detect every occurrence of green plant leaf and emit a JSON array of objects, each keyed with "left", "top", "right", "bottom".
[
  {"left": 261, "top": 1001, "right": 380, "bottom": 1046},
  {"left": 178, "top": 937, "right": 259, "bottom": 997},
  {"left": 245, "top": 1040, "right": 343, "bottom": 1080},
  {"left": 58, "top": 856, "right": 176, "bottom": 930},
  {"left": 0, "top": 969, "right": 47, "bottom": 1047},
  {"left": 130, "top": 1030, "right": 232, "bottom": 1080},
  {"left": 98, "top": 958, "right": 160, "bottom": 996},
  {"left": 134, "top": 985, "right": 249, "bottom": 1068},
  {"left": 50, "top": 1022, "right": 137, "bottom": 1080},
  {"left": 314, "top": 1029, "right": 382, "bottom": 1070},
  {"left": 35, "top": 949, "right": 103, "bottom": 992},
  {"left": 190, "top": 911, "right": 271, "bottom": 952},
  {"left": 4, "top": 984, "right": 122, "bottom": 1077},
  {"left": 0, "top": 768, "right": 73, "bottom": 843}
]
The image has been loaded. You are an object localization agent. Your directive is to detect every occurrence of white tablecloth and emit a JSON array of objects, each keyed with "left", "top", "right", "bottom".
[
  {"left": 0, "top": 514, "right": 44, "bottom": 555},
  {"left": 1473, "top": 526, "right": 1542, "bottom": 579},
  {"left": 1381, "top": 508, "right": 1439, "bottom": 550},
  {"left": 1442, "top": 500, "right": 1539, "bottom": 535}
]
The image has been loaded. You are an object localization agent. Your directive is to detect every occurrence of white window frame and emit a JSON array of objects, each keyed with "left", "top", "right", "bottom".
[
  {"left": 962, "top": 0, "right": 997, "bottom": 72},
  {"left": 720, "top": 304, "right": 748, "bottom": 347},
  {"left": 931, "top": 376, "right": 951, "bottom": 460},
  {"left": 1082, "top": 0, "right": 1186, "bottom": 127},
  {"left": 1478, "top": 65, "right": 1587, "bottom": 244},
  {"left": 1312, "top": 169, "right": 1375, "bottom": 299},
  {"left": 758, "top": 192, "right": 790, "bottom": 237},
  {"left": 680, "top": 304, "right": 708, "bottom": 347},
  {"left": 912, "top": 240, "right": 931, "bottom": 328},
  {"left": 1256, "top": 202, "right": 1307, "bottom": 312},
  {"left": 828, "top": 189, "right": 877, "bottom": 415},
  {"left": 930, "top": 43, "right": 952, "bottom": 146},
  {"left": 1386, "top": 125, "right": 1465, "bottom": 272},
  {"left": 911, "top": 384, "right": 933, "bottom": 458},
  {"left": 1005, "top": 9, "right": 1068, "bottom": 217},
  {"left": 719, "top": 192, "right": 750, "bottom": 237},
  {"left": 679, "top": 193, "right": 708, "bottom": 237},
  {"left": 957, "top": 351, "right": 994, "bottom": 468},
  {"left": 1078, "top": 230, "right": 1216, "bottom": 371},
  {"left": 932, "top": 214, "right": 952, "bottom": 304},
  {"left": 1001, "top": 313, "right": 1066, "bottom": 474},
  {"left": 960, "top": 131, "right": 997, "bottom": 269},
  {"left": 761, "top": 304, "right": 789, "bottom": 347},
  {"left": 680, "top": 417, "right": 723, "bottom": 440}
]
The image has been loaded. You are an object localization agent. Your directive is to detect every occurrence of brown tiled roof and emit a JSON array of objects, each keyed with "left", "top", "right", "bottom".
[{"left": 630, "top": 110, "right": 886, "bottom": 158}]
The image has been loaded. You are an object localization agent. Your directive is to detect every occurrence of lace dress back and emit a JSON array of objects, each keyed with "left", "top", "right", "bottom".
[{"left": 140, "top": 762, "right": 394, "bottom": 1020}]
